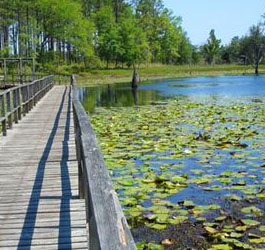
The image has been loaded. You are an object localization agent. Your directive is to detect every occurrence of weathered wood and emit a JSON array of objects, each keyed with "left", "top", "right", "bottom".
[
  {"left": 0, "top": 94, "right": 6, "bottom": 135},
  {"left": 71, "top": 75, "right": 137, "bottom": 250},
  {"left": 0, "top": 74, "right": 136, "bottom": 250},
  {"left": 0, "top": 75, "right": 53, "bottom": 136},
  {"left": 0, "top": 86, "right": 88, "bottom": 249}
]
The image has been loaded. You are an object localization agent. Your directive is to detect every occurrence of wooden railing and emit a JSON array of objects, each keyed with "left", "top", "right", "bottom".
[
  {"left": 71, "top": 75, "right": 137, "bottom": 250},
  {"left": 0, "top": 75, "right": 53, "bottom": 136}
]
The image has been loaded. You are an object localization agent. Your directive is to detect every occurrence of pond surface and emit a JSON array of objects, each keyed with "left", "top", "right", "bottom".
[
  {"left": 79, "top": 74, "right": 265, "bottom": 112},
  {"left": 81, "top": 75, "right": 265, "bottom": 250}
]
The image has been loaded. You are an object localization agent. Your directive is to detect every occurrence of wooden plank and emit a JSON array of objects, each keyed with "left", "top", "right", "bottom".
[
  {"left": 0, "top": 86, "right": 88, "bottom": 249},
  {"left": 0, "top": 242, "right": 88, "bottom": 250},
  {"left": 0, "top": 236, "right": 88, "bottom": 247}
]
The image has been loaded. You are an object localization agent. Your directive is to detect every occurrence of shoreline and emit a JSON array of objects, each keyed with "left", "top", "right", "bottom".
[{"left": 76, "top": 65, "right": 265, "bottom": 87}]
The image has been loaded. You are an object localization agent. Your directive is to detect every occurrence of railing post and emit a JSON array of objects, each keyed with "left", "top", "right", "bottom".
[
  {"left": 6, "top": 92, "right": 12, "bottom": 130},
  {"left": 26, "top": 84, "right": 30, "bottom": 113},
  {"left": 1, "top": 95, "right": 6, "bottom": 136},
  {"left": 29, "top": 85, "right": 33, "bottom": 110},
  {"left": 13, "top": 90, "right": 18, "bottom": 124},
  {"left": 71, "top": 77, "right": 84, "bottom": 199},
  {"left": 33, "top": 82, "right": 36, "bottom": 106},
  {"left": 75, "top": 115, "right": 85, "bottom": 199},
  {"left": 18, "top": 88, "right": 22, "bottom": 120}
]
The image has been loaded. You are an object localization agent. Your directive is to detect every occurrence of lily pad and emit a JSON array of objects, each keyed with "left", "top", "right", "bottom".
[
  {"left": 241, "top": 219, "right": 260, "bottom": 227},
  {"left": 210, "top": 244, "right": 232, "bottom": 250}
]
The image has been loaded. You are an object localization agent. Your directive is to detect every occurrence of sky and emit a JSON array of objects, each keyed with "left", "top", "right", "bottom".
[{"left": 164, "top": 0, "right": 265, "bottom": 46}]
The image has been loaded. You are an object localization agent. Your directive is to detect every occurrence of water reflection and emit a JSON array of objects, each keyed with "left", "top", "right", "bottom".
[{"left": 78, "top": 82, "right": 165, "bottom": 113}]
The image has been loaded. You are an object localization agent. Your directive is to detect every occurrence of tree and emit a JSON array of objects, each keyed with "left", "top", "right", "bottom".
[
  {"left": 118, "top": 8, "right": 149, "bottom": 68},
  {"left": 240, "top": 24, "right": 265, "bottom": 74},
  {"left": 0, "top": 0, "right": 194, "bottom": 69},
  {"left": 177, "top": 32, "right": 193, "bottom": 64},
  {"left": 201, "top": 29, "right": 221, "bottom": 64}
]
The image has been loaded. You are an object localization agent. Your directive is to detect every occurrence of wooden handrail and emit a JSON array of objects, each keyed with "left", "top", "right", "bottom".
[
  {"left": 71, "top": 75, "right": 137, "bottom": 250},
  {"left": 0, "top": 75, "right": 54, "bottom": 136}
]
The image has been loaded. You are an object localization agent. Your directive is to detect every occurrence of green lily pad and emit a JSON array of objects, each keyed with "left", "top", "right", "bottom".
[
  {"left": 210, "top": 244, "right": 232, "bottom": 250},
  {"left": 118, "top": 180, "right": 134, "bottom": 186},
  {"left": 148, "top": 243, "right": 164, "bottom": 250},
  {"left": 235, "top": 226, "right": 248, "bottom": 232},
  {"left": 183, "top": 200, "right": 195, "bottom": 208},
  {"left": 249, "top": 237, "right": 265, "bottom": 243},
  {"left": 241, "top": 206, "right": 261, "bottom": 214},
  {"left": 215, "top": 216, "right": 226, "bottom": 222},
  {"left": 205, "top": 226, "right": 218, "bottom": 234},
  {"left": 241, "top": 219, "right": 260, "bottom": 227},
  {"left": 230, "top": 232, "right": 243, "bottom": 238},
  {"left": 168, "top": 216, "right": 188, "bottom": 225},
  {"left": 146, "top": 223, "right": 167, "bottom": 230},
  {"left": 225, "top": 194, "right": 242, "bottom": 201}
]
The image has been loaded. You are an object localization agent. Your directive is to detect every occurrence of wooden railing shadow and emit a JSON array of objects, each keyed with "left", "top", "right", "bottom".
[{"left": 17, "top": 87, "right": 71, "bottom": 249}]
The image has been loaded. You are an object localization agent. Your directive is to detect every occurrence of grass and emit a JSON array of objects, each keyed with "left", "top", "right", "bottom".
[{"left": 76, "top": 64, "right": 265, "bottom": 87}]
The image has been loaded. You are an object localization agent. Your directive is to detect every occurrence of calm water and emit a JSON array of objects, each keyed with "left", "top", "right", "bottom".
[{"left": 79, "top": 74, "right": 265, "bottom": 112}]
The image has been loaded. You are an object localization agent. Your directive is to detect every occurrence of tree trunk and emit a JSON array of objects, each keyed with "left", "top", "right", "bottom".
[
  {"left": 67, "top": 43, "right": 71, "bottom": 64},
  {"left": 255, "top": 64, "right": 259, "bottom": 75},
  {"left": 132, "top": 66, "right": 139, "bottom": 88},
  {"left": 18, "top": 9, "right": 23, "bottom": 56},
  {"left": 12, "top": 24, "right": 17, "bottom": 55},
  {"left": 114, "top": 0, "right": 119, "bottom": 22},
  {"left": 3, "top": 25, "right": 9, "bottom": 47},
  {"left": 63, "top": 41, "right": 66, "bottom": 63}
]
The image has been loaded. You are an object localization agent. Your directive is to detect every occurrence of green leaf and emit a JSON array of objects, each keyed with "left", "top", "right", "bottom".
[
  {"left": 235, "top": 226, "right": 248, "bottom": 232},
  {"left": 215, "top": 216, "right": 226, "bottom": 222},
  {"left": 225, "top": 194, "right": 242, "bottom": 201},
  {"left": 148, "top": 243, "right": 164, "bottom": 250},
  {"left": 230, "top": 232, "right": 243, "bottom": 238},
  {"left": 146, "top": 223, "right": 167, "bottom": 230},
  {"left": 210, "top": 244, "right": 232, "bottom": 250},
  {"left": 249, "top": 237, "right": 265, "bottom": 243},
  {"left": 241, "top": 206, "right": 261, "bottom": 214},
  {"left": 168, "top": 216, "right": 188, "bottom": 225},
  {"left": 241, "top": 219, "right": 260, "bottom": 227},
  {"left": 183, "top": 200, "right": 195, "bottom": 208},
  {"left": 118, "top": 180, "right": 134, "bottom": 186},
  {"left": 205, "top": 226, "right": 218, "bottom": 234}
]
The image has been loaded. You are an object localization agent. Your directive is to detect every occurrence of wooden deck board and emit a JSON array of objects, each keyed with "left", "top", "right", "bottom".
[{"left": 0, "top": 86, "right": 88, "bottom": 249}]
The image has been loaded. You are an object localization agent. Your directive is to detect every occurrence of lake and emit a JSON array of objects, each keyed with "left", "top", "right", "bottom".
[
  {"left": 79, "top": 74, "right": 265, "bottom": 112},
  {"left": 81, "top": 75, "right": 265, "bottom": 250}
]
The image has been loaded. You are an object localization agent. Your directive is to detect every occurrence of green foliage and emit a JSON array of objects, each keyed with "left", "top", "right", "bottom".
[
  {"left": 217, "top": 22, "right": 265, "bottom": 74},
  {"left": 240, "top": 24, "right": 265, "bottom": 74},
  {"left": 0, "top": 47, "right": 9, "bottom": 58},
  {"left": 118, "top": 9, "right": 149, "bottom": 67},
  {"left": 94, "top": 6, "right": 120, "bottom": 67},
  {"left": 2, "top": 0, "right": 265, "bottom": 71},
  {"left": 90, "top": 94, "right": 265, "bottom": 248},
  {"left": 201, "top": 29, "right": 221, "bottom": 64}
]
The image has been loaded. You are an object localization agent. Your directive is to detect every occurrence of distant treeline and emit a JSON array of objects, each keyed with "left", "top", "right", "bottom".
[{"left": 0, "top": 0, "right": 264, "bottom": 72}]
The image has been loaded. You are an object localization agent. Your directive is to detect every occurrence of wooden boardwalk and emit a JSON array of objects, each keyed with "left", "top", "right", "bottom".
[{"left": 0, "top": 86, "right": 88, "bottom": 249}]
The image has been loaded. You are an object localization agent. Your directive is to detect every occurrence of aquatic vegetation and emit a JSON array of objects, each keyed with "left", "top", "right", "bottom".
[{"left": 91, "top": 97, "right": 265, "bottom": 250}]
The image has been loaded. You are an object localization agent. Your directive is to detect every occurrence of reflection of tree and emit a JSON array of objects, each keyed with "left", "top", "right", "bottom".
[
  {"left": 79, "top": 84, "right": 164, "bottom": 113},
  {"left": 78, "top": 87, "right": 98, "bottom": 113},
  {"left": 132, "top": 87, "right": 138, "bottom": 106}
]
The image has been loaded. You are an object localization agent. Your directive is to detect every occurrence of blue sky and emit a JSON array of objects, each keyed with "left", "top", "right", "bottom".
[{"left": 164, "top": 0, "right": 265, "bottom": 45}]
